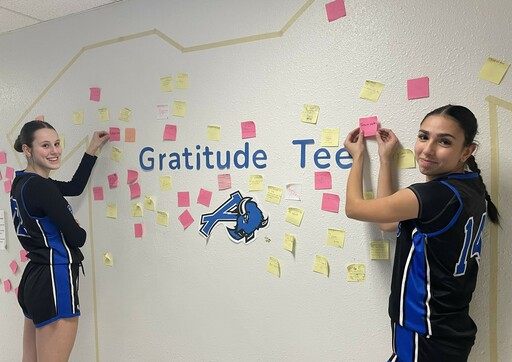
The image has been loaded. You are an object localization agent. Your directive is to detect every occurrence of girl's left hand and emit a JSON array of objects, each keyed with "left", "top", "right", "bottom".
[
  {"left": 343, "top": 128, "right": 366, "bottom": 160},
  {"left": 86, "top": 131, "right": 110, "bottom": 156}
]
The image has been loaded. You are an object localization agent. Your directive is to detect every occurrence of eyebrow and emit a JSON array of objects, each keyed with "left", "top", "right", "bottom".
[{"left": 418, "top": 129, "right": 456, "bottom": 139}]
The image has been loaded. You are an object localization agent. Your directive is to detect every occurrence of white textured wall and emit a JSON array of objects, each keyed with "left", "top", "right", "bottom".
[{"left": 0, "top": 0, "right": 511, "bottom": 361}]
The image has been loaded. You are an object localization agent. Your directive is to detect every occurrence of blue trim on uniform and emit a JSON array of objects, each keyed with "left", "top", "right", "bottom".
[
  {"left": 426, "top": 181, "right": 463, "bottom": 238},
  {"left": 35, "top": 312, "right": 80, "bottom": 328},
  {"left": 404, "top": 231, "right": 428, "bottom": 334},
  {"left": 395, "top": 323, "right": 415, "bottom": 362}
]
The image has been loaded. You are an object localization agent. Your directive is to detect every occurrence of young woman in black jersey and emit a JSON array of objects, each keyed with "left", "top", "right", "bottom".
[
  {"left": 343, "top": 105, "right": 500, "bottom": 362},
  {"left": 11, "top": 120, "right": 109, "bottom": 362}
]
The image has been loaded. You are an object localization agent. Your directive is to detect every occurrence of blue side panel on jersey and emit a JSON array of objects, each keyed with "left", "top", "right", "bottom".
[
  {"left": 395, "top": 323, "right": 414, "bottom": 362},
  {"left": 39, "top": 218, "right": 70, "bottom": 264},
  {"left": 404, "top": 232, "right": 427, "bottom": 334}
]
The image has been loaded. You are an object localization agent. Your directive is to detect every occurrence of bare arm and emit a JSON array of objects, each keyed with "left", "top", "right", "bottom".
[{"left": 376, "top": 129, "right": 399, "bottom": 231}]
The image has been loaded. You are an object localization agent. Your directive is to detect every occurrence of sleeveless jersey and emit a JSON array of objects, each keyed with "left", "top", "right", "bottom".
[
  {"left": 10, "top": 153, "right": 96, "bottom": 265},
  {"left": 389, "top": 172, "right": 487, "bottom": 338}
]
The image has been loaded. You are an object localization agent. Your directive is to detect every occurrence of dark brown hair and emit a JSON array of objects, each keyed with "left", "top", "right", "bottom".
[{"left": 14, "top": 120, "right": 56, "bottom": 152}]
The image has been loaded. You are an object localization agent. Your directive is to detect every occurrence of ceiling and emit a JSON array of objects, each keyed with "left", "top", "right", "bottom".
[{"left": 0, "top": 0, "right": 125, "bottom": 37}]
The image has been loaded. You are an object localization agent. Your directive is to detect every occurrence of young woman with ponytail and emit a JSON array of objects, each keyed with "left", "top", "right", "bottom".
[{"left": 344, "top": 105, "right": 500, "bottom": 362}]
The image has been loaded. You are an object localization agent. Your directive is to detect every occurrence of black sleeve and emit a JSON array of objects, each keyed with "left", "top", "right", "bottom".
[
  {"left": 25, "top": 177, "right": 87, "bottom": 248},
  {"left": 408, "top": 182, "right": 460, "bottom": 224},
  {"left": 51, "top": 153, "right": 97, "bottom": 196}
]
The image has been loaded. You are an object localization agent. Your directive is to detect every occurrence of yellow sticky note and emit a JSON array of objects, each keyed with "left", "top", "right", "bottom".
[
  {"left": 118, "top": 107, "right": 132, "bottom": 122},
  {"left": 301, "top": 104, "right": 320, "bottom": 124},
  {"left": 285, "top": 207, "right": 304, "bottom": 227},
  {"left": 283, "top": 233, "right": 296, "bottom": 253},
  {"left": 160, "top": 175, "right": 172, "bottom": 191},
  {"left": 132, "top": 203, "right": 143, "bottom": 217},
  {"left": 363, "top": 191, "right": 374, "bottom": 200},
  {"left": 103, "top": 252, "right": 114, "bottom": 267},
  {"left": 106, "top": 204, "right": 117, "bottom": 219},
  {"left": 73, "top": 111, "right": 84, "bottom": 125},
  {"left": 479, "top": 57, "right": 510, "bottom": 84},
  {"left": 326, "top": 228, "right": 345, "bottom": 248},
  {"left": 321, "top": 128, "right": 340, "bottom": 147},
  {"left": 144, "top": 195, "right": 156, "bottom": 211},
  {"left": 207, "top": 125, "right": 221, "bottom": 141},
  {"left": 265, "top": 186, "right": 283, "bottom": 204},
  {"left": 313, "top": 255, "right": 329, "bottom": 276},
  {"left": 347, "top": 264, "right": 366, "bottom": 282},
  {"left": 98, "top": 108, "right": 110, "bottom": 121},
  {"left": 359, "top": 80, "right": 385, "bottom": 102},
  {"left": 110, "top": 146, "right": 122, "bottom": 162},
  {"left": 160, "top": 76, "right": 173, "bottom": 92},
  {"left": 156, "top": 211, "right": 169, "bottom": 226},
  {"left": 60, "top": 135, "right": 65, "bottom": 149},
  {"left": 396, "top": 148, "right": 416, "bottom": 169},
  {"left": 370, "top": 240, "right": 390, "bottom": 260},
  {"left": 266, "top": 257, "right": 281, "bottom": 277},
  {"left": 176, "top": 73, "right": 189, "bottom": 89},
  {"left": 249, "top": 175, "right": 264, "bottom": 191},
  {"left": 172, "top": 101, "right": 186, "bottom": 117}
]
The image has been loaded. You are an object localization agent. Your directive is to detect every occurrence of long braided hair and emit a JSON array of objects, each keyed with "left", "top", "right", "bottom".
[{"left": 422, "top": 105, "right": 500, "bottom": 225}]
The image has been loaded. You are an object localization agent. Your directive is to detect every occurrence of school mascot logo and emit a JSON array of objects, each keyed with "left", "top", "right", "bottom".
[{"left": 199, "top": 191, "right": 269, "bottom": 244}]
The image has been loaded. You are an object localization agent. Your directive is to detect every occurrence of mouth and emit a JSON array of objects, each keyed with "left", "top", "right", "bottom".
[
  {"left": 47, "top": 157, "right": 60, "bottom": 162},
  {"left": 418, "top": 158, "right": 436, "bottom": 165}
]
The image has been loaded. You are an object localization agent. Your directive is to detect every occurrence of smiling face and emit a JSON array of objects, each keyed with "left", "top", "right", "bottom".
[
  {"left": 414, "top": 114, "right": 475, "bottom": 181},
  {"left": 22, "top": 128, "right": 62, "bottom": 177}
]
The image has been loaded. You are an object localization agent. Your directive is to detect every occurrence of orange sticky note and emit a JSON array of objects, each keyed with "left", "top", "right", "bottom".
[
  {"left": 125, "top": 128, "right": 136, "bottom": 142},
  {"left": 321, "top": 193, "right": 340, "bottom": 213}
]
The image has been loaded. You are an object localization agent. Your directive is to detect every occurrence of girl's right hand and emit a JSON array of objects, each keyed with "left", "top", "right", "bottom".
[
  {"left": 376, "top": 128, "right": 398, "bottom": 160},
  {"left": 343, "top": 128, "right": 366, "bottom": 160}
]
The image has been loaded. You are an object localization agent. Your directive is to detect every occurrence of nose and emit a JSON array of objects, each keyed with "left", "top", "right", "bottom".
[{"left": 423, "top": 140, "right": 435, "bottom": 155}]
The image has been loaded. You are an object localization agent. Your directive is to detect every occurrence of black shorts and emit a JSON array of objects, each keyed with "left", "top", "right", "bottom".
[
  {"left": 387, "top": 322, "right": 474, "bottom": 362},
  {"left": 18, "top": 262, "right": 81, "bottom": 328}
]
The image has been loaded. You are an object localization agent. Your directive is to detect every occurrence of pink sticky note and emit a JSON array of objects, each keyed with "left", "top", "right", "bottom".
[
  {"left": 359, "top": 116, "right": 378, "bottom": 137},
  {"left": 109, "top": 127, "right": 121, "bottom": 142},
  {"left": 15, "top": 287, "right": 18, "bottom": 297},
  {"left": 130, "top": 182, "right": 141, "bottom": 199},
  {"left": 89, "top": 87, "right": 101, "bottom": 102},
  {"left": 241, "top": 121, "right": 256, "bottom": 139},
  {"left": 4, "top": 279, "right": 12, "bottom": 292},
  {"left": 314, "top": 171, "right": 332, "bottom": 190},
  {"left": 325, "top": 0, "right": 346, "bottom": 22},
  {"left": 0, "top": 171, "right": 2, "bottom": 180},
  {"left": 4, "top": 180, "right": 12, "bottom": 193},
  {"left": 177, "top": 192, "right": 190, "bottom": 207},
  {"left": 10, "top": 260, "right": 19, "bottom": 274},
  {"left": 407, "top": 76, "right": 430, "bottom": 100},
  {"left": 107, "top": 173, "right": 118, "bottom": 188},
  {"left": 0, "top": 151, "right": 6, "bottom": 164},
  {"left": 93, "top": 186, "right": 104, "bottom": 200},
  {"left": 5, "top": 166, "right": 14, "bottom": 179},
  {"left": 134, "top": 223, "right": 143, "bottom": 238},
  {"left": 20, "top": 249, "right": 29, "bottom": 262},
  {"left": 178, "top": 210, "right": 194, "bottom": 229},
  {"left": 163, "top": 124, "right": 177, "bottom": 141},
  {"left": 35, "top": 115, "right": 45, "bottom": 121},
  {"left": 218, "top": 174, "right": 232, "bottom": 190},
  {"left": 197, "top": 188, "right": 213, "bottom": 207},
  {"left": 321, "top": 193, "right": 340, "bottom": 213},
  {"left": 127, "top": 170, "right": 138, "bottom": 184}
]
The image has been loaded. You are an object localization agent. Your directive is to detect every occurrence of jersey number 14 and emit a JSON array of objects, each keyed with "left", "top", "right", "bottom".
[{"left": 454, "top": 213, "right": 487, "bottom": 276}]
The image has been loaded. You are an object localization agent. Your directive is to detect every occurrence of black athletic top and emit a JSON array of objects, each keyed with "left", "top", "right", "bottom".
[
  {"left": 389, "top": 173, "right": 487, "bottom": 338},
  {"left": 10, "top": 153, "right": 97, "bottom": 264}
]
